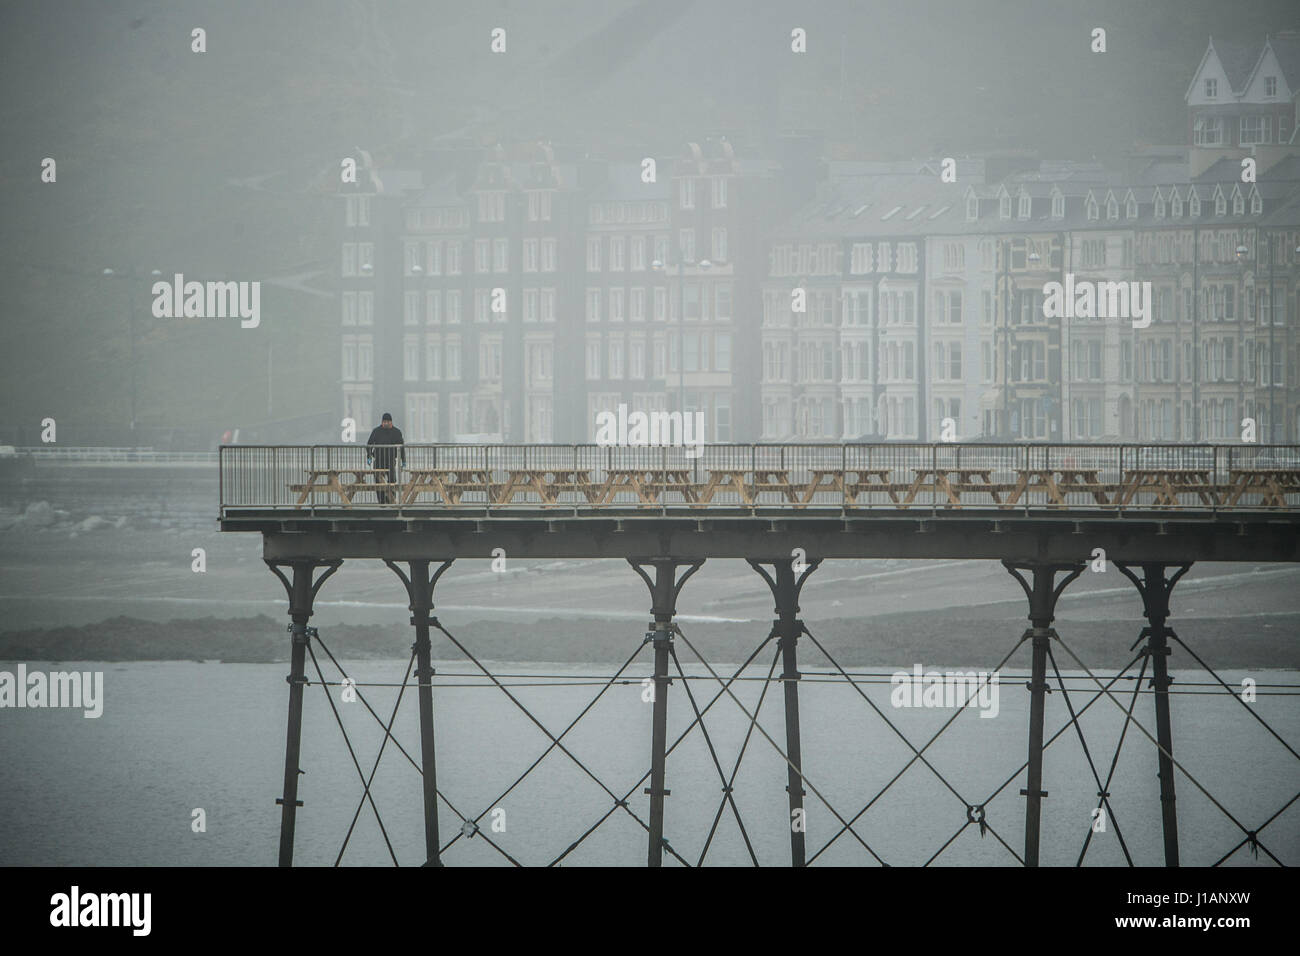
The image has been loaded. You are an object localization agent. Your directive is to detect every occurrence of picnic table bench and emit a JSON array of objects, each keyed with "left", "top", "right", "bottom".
[
  {"left": 494, "top": 469, "right": 602, "bottom": 505},
  {"left": 1001, "top": 468, "right": 1111, "bottom": 508},
  {"left": 1221, "top": 467, "right": 1300, "bottom": 508},
  {"left": 289, "top": 467, "right": 396, "bottom": 507},
  {"left": 695, "top": 468, "right": 800, "bottom": 505},
  {"left": 1114, "top": 468, "right": 1217, "bottom": 508},
  {"left": 899, "top": 468, "right": 1003, "bottom": 508},
  {"left": 598, "top": 468, "right": 699, "bottom": 505},
  {"left": 400, "top": 467, "right": 492, "bottom": 505}
]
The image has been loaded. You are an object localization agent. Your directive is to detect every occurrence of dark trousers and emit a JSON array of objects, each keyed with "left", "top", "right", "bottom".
[{"left": 371, "top": 463, "right": 398, "bottom": 503}]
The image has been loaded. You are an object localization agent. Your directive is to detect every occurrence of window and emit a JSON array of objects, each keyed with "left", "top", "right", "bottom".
[
  {"left": 680, "top": 229, "right": 695, "bottom": 262},
  {"left": 342, "top": 291, "right": 357, "bottom": 326},
  {"left": 426, "top": 338, "right": 441, "bottom": 380},
  {"left": 608, "top": 339, "right": 625, "bottom": 379},
  {"left": 445, "top": 290, "right": 460, "bottom": 324},
  {"left": 966, "top": 196, "right": 978, "bottom": 221},
  {"left": 478, "top": 337, "right": 503, "bottom": 381},
  {"left": 445, "top": 340, "right": 461, "bottom": 380},
  {"left": 474, "top": 289, "right": 489, "bottom": 323},
  {"left": 711, "top": 176, "right": 727, "bottom": 208},
  {"left": 446, "top": 243, "right": 461, "bottom": 275},
  {"left": 1086, "top": 197, "right": 1099, "bottom": 220},
  {"left": 427, "top": 242, "right": 441, "bottom": 275},
  {"left": 342, "top": 243, "right": 357, "bottom": 276},
  {"left": 357, "top": 292, "right": 373, "bottom": 326},
  {"left": 631, "top": 287, "right": 646, "bottom": 321},
  {"left": 586, "top": 338, "right": 601, "bottom": 379},
  {"left": 404, "top": 291, "right": 421, "bottom": 325},
  {"left": 357, "top": 337, "right": 373, "bottom": 380},
  {"left": 541, "top": 238, "right": 556, "bottom": 272},
  {"left": 680, "top": 178, "right": 695, "bottom": 209},
  {"left": 1018, "top": 193, "right": 1031, "bottom": 219},
  {"left": 609, "top": 237, "right": 625, "bottom": 271},
  {"left": 403, "top": 336, "right": 420, "bottom": 381},
  {"left": 541, "top": 288, "right": 555, "bottom": 323},
  {"left": 630, "top": 339, "right": 646, "bottom": 378},
  {"left": 586, "top": 237, "right": 601, "bottom": 272},
  {"left": 851, "top": 243, "right": 873, "bottom": 273},
  {"left": 474, "top": 239, "right": 490, "bottom": 273},
  {"left": 609, "top": 288, "right": 625, "bottom": 322},
  {"left": 1051, "top": 193, "right": 1064, "bottom": 219},
  {"left": 1240, "top": 115, "right": 1273, "bottom": 146},
  {"left": 1194, "top": 116, "right": 1223, "bottom": 146},
  {"left": 1106, "top": 195, "right": 1119, "bottom": 220},
  {"left": 715, "top": 332, "right": 731, "bottom": 371},
  {"left": 999, "top": 193, "right": 1011, "bottom": 219},
  {"left": 342, "top": 336, "right": 357, "bottom": 380},
  {"left": 631, "top": 236, "right": 646, "bottom": 271},
  {"left": 1266, "top": 75, "right": 1277, "bottom": 97},
  {"left": 586, "top": 289, "right": 601, "bottom": 323},
  {"left": 714, "top": 284, "right": 732, "bottom": 320},
  {"left": 1205, "top": 78, "right": 1217, "bottom": 98},
  {"left": 712, "top": 227, "right": 728, "bottom": 262},
  {"left": 523, "top": 288, "right": 538, "bottom": 323},
  {"left": 523, "top": 238, "right": 539, "bottom": 272}
]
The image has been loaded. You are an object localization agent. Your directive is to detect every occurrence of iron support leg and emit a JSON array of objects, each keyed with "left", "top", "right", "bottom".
[
  {"left": 1003, "top": 560, "right": 1083, "bottom": 868},
  {"left": 629, "top": 558, "right": 703, "bottom": 867},
  {"left": 749, "top": 557, "right": 822, "bottom": 867},
  {"left": 1117, "top": 562, "right": 1189, "bottom": 868},
  {"left": 386, "top": 558, "right": 454, "bottom": 867},
  {"left": 265, "top": 558, "right": 341, "bottom": 867}
]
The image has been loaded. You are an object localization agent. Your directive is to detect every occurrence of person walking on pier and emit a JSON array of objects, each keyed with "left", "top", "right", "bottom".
[{"left": 366, "top": 412, "right": 405, "bottom": 503}]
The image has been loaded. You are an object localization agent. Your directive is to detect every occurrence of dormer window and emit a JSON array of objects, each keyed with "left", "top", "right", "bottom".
[
  {"left": 1232, "top": 191, "right": 1244, "bottom": 216},
  {"left": 1251, "top": 192, "right": 1262, "bottom": 215},
  {"left": 966, "top": 195, "right": 979, "bottom": 221},
  {"left": 1266, "top": 76, "right": 1277, "bottom": 97},
  {"left": 1154, "top": 197, "right": 1166, "bottom": 219},
  {"left": 1126, "top": 198, "right": 1137, "bottom": 219},
  {"left": 1018, "top": 194, "right": 1031, "bottom": 219},
  {"left": 1172, "top": 194, "right": 1183, "bottom": 218},
  {"left": 1086, "top": 197, "right": 1099, "bottom": 220},
  {"left": 999, "top": 193, "right": 1011, "bottom": 219},
  {"left": 1215, "top": 192, "right": 1226, "bottom": 216},
  {"left": 1051, "top": 193, "right": 1064, "bottom": 219},
  {"left": 1205, "top": 78, "right": 1217, "bottom": 98},
  {"left": 1189, "top": 194, "right": 1201, "bottom": 217},
  {"left": 1106, "top": 196, "right": 1118, "bottom": 220}
]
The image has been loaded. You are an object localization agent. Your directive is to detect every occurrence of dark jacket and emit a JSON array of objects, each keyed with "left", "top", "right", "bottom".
[{"left": 366, "top": 425, "right": 405, "bottom": 469}]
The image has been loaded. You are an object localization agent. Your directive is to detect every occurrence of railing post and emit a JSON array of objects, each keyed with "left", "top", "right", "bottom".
[
  {"left": 1002, "top": 559, "right": 1085, "bottom": 867},
  {"left": 628, "top": 558, "right": 704, "bottom": 866},
  {"left": 264, "top": 557, "right": 342, "bottom": 867}
]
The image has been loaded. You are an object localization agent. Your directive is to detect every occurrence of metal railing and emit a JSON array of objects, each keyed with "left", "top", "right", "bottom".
[
  {"left": 14, "top": 446, "right": 219, "bottom": 465},
  {"left": 218, "top": 443, "right": 1300, "bottom": 514}
]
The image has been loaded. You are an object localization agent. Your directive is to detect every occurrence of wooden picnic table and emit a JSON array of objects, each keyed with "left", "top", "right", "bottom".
[
  {"left": 495, "top": 469, "right": 601, "bottom": 505},
  {"left": 694, "top": 468, "right": 800, "bottom": 505},
  {"left": 1002, "top": 468, "right": 1110, "bottom": 508},
  {"left": 803, "top": 468, "right": 899, "bottom": 505},
  {"left": 400, "top": 467, "right": 491, "bottom": 505},
  {"left": 901, "top": 468, "right": 1002, "bottom": 508},
  {"left": 290, "top": 467, "right": 395, "bottom": 507},
  {"left": 1114, "top": 468, "right": 1217, "bottom": 507},
  {"left": 599, "top": 468, "right": 698, "bottom": 505},
  {"left": 1222, "top": 467, "right": 1300, "bottom": 508}
]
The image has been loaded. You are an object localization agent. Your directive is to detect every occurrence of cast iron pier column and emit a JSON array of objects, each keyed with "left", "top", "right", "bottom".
[
  {"left": 1002, "top": 559, "right": 1084, "bottom": 867},
  {"left": 386, "top": 558, "right": 455, "bottom": 867},
  {"left": 265, "top": 558, "right": 342, "bottom": 867},
  {"left": 1116, "top": 561, "right": 1190, "bottom": 867},
  {"left": 749, "top": 556, "right": 822, "bottom": 867},
  {"left": 629, "top": 557, "right": 703, "bottom": 867}
]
